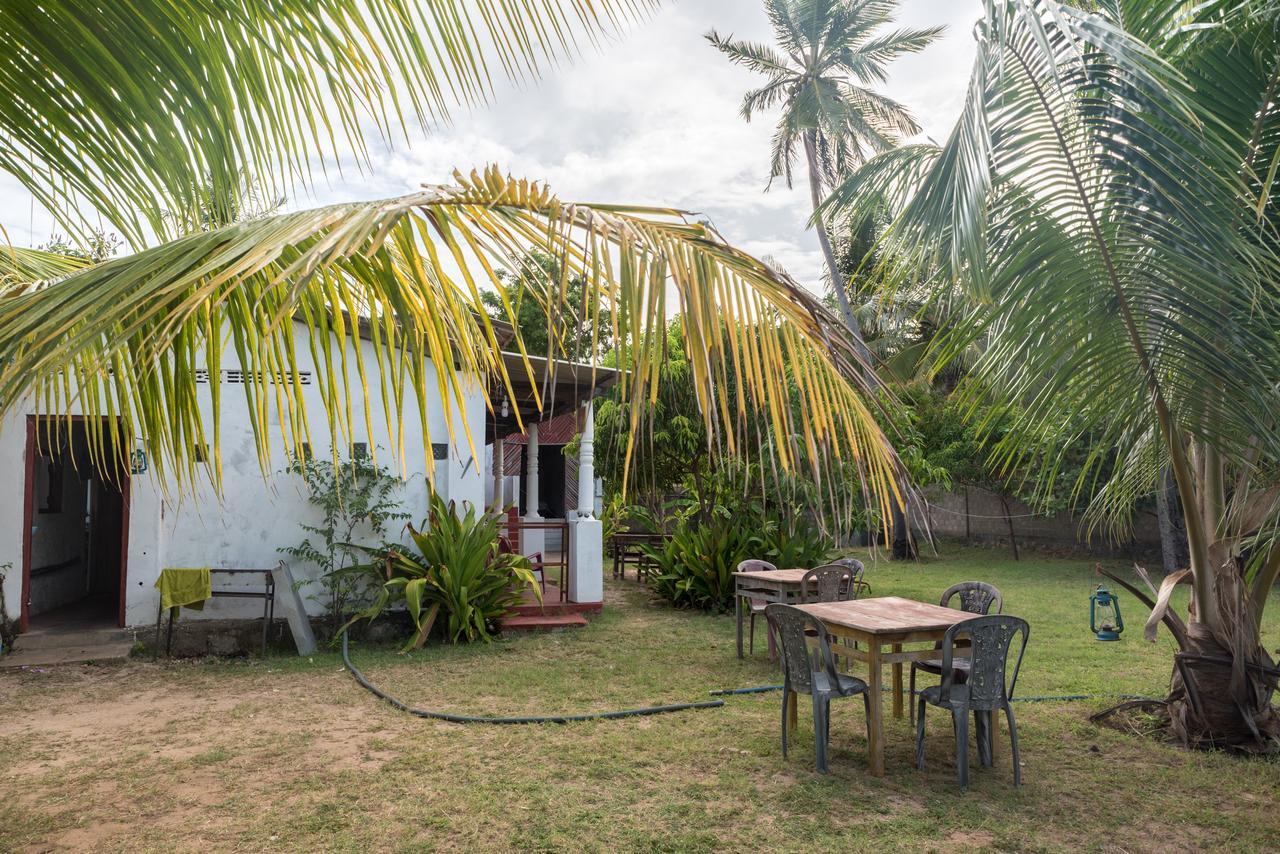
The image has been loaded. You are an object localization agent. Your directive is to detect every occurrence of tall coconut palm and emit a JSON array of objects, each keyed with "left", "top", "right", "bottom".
[
  {"left": 831, "top": 0, "right": 1280, "bottom": 749},
  {"left": 0, "top": 2, "right": 905, "bottom": 519},
  {"left": 707, "top": 0, "right": 941, "bottom": 354}
]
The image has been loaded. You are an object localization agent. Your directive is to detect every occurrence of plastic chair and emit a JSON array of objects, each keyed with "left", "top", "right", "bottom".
[
  {"left": 915, "top": 614, "right": 1029, "bottom": 789},
  {"left": 800, "top": 564, "right": 855, "bottom": 603},
  {"left": 765, "top": 603, "right": 871, "bottom": 774},
  {"left": 910, "top": 581, "right": 1003, "bottom": 726},
  {"left": 830, "top": 557, "right": 871, "bottom": 598},
  {"left": 736, "top": 559, "right": 779, "bottom": 657}
]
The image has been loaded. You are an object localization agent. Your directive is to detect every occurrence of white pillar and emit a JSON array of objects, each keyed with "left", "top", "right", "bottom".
[
  {"left": 568, "top": 401, "right": 603, "bottom": 603},
  {"left": 521, "top": 423, "right": 545, "bottom": 560},
  {"left": 576, "top": 401, "right": 595, "bottom": 519}
]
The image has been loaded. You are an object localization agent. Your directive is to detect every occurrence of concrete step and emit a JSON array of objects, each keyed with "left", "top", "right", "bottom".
[
  {"left": 1, "top": 640, "right": 134, "bottom": 668},
  {"left": 499, "top": 613, "right": 589, "bottom": 633},
  {"left": 509, "top": 600, "right": 601, "bottom": 618},
  {"left": 15, "top": 627, "right": 131, "bottom": 651}
]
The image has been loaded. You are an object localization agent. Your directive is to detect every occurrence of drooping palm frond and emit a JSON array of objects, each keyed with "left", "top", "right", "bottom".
[
  {"left": 0, "top": 0, "right": 658, "bottom": 245},
  {"left": 0, "top": 167, "right": 904, "bottom": 519}
]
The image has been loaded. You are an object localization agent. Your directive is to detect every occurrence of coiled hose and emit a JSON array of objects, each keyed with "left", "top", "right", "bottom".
[{"left": 341, "top": 631, "right": 724, "bottom": 724}]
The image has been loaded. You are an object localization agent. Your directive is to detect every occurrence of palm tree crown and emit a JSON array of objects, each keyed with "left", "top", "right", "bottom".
[
  {"left": 708, "top": 0, "right": 941, "bottom": 190},
  {"left": 708, "top": 0, "right": 940, "bottom": 346}
]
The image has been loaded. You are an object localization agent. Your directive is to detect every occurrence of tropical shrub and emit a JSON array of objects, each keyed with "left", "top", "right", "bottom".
[
  {"left": 648, "top": 512, "right": 828, "bottom": 612},
  {"left": 343, "top": 493, "right": 538, "bottom": 649}
]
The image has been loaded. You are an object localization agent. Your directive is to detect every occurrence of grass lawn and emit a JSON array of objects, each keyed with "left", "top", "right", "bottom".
[{"left": 1, "top": 545, "right": 1278, "bottom": 852}]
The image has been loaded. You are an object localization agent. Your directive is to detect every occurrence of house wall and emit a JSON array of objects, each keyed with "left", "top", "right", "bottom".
[{"left": 0, "top": 322, "right": 486, "bottom": 629}]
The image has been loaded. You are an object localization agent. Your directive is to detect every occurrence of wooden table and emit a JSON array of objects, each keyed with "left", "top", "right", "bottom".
[
  {"left": 732, "top": 568, "right": 812, "bottom": 658},
  {"left": 795, "top": 597, "right": 971, "bottom": 777}
]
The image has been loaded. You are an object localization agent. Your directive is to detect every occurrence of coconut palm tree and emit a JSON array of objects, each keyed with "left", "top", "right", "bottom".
[
  {"left": 707, "top": 0, "right": 941, "bottom": 353},
  {"left": 831, "top": 0, "right": 1280, "bottom": 749},
  {"left": 0, "top": 1, "right": 904, "bottom": 517}
]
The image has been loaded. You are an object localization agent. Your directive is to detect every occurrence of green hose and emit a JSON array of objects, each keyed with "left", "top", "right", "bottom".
[
  {"left": 341, "top": 632, "right": 725, "bottom": 724},
  {"left": 709, "top": 684, "right": 1152, "bottom": 703}
]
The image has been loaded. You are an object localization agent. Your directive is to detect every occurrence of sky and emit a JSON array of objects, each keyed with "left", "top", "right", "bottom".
[{"left": 1, "top": 0, "right": 982, "bottom": 294}]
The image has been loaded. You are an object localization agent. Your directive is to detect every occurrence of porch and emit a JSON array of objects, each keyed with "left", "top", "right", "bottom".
[{"left": 486, "top": 352, "right": 615, "bottom": 611}]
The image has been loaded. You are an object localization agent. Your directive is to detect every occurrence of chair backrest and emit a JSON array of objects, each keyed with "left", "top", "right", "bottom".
[
  {"left": 939, "top": 615, "right": 1030, "bottom": 710},
  {"left": 940, "top": 581, "right": 1003, "bottom": 615},
  {"left": 831, "top": 557, "right": 865, "bottom": 583},
  {"left": 802, "top": 565, "right": 853, "bottom": 603},
  {"left": 736, "top": 559, "right": 778, "bottom": 574},
  {"left": 764, "top": 603, "right": 839, "bottom": 692}
]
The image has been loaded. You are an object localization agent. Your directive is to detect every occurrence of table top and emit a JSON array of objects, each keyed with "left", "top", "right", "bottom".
[
  {"left": 796, "top": 596, "right": 970, "bottom": 636},
  {"left": 732, "top": 568, "right": 810, "bottom": 584}
]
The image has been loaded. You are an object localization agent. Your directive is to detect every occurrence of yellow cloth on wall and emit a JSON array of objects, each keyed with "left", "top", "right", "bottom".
[{"left": 155, "top": 568, "right": 212, "bottom": 612}]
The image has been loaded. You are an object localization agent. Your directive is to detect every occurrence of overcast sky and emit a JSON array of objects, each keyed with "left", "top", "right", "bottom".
[{"left": 2, "top": 0, "right": 981, "bottom": 293}]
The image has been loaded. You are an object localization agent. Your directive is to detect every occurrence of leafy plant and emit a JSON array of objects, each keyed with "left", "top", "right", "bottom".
[
  {"left": 0, "top": 562, "right": 14, "bottom": 653},
  {"left": 344, "top": 493, "right": 539, "bottom": 648},
  {"left": 648, "top": 511, "right": 828, "bottom": 612},
  {"left": 280, "top": 454, "right": 407, "bottom": 630}
]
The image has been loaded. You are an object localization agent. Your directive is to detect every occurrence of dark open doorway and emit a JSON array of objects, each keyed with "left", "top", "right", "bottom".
[
  {"left": 518, "top": 443, "right": 567, "bottom": 519},
  {"left": 20, "top": 417, "right": 130, "bottom": 632}
]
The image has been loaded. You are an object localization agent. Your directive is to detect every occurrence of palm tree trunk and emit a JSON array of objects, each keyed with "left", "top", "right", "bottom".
[
  {"left": 802, "top": 130, "right": 869, "bottom": 362},
  {"left": 1155, "top": 466, "right": 1190, "bottom": 575}
]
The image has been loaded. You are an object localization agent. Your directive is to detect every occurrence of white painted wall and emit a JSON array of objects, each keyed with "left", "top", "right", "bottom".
[{"left": 0, "top": 320, "right": 486, "bottom": 629}]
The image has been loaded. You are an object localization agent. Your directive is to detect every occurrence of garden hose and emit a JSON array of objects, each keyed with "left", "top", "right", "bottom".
[
  {"left": 341, "top": 631, "right": 725, "bottom": 724},
  {"left": 709, "top": 684, "right": 1153, "bottom": 704}
]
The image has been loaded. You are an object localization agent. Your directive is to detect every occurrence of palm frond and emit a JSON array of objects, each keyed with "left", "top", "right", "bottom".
[
  {"left": 0, "top": 166, "right": 904, "bottom": 521},
  {"left": 0, "top": 244, "right": 90, "bottom": 295},
  {"left": 0, "top": 0, "right": 658, "bottom": 245}
]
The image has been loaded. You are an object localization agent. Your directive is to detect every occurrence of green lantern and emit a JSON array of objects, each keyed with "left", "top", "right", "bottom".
[{"left": 1090, "top": 584, "right": 1123, "bottom": 641}]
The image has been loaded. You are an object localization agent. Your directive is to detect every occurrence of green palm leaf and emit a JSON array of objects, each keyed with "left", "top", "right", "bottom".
[{"left": 0, "top": 0, "right": 658, "bottom": 244}]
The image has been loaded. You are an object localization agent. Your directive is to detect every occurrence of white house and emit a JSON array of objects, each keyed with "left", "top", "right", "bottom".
[{"left": 0, "top": 317, "right": 615, "bottom": 642}]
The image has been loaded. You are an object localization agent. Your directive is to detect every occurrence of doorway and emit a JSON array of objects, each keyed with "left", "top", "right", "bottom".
[{"left": 20, "top": 417, "right": 130, "bottom": 632}]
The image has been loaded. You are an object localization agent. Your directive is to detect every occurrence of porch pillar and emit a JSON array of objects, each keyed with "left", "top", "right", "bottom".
[
  {"left": 491, "top": 437, "right": 504, "bottom": 511},
  {"left": 568, "top": 401, "right": 603, "bottom": 603},
  {"left": 521, "top": 423, "right": 545, "bottom": 560}
]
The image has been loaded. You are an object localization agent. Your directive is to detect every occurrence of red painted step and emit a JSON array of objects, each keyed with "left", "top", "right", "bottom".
[{"left": 499, "top": 613, "right": 589, "bottom": 633}]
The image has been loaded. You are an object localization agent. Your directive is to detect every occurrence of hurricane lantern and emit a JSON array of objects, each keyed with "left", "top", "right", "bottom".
[{"left": 1090, "top": 584, "right": 1123, "bottom": 641}]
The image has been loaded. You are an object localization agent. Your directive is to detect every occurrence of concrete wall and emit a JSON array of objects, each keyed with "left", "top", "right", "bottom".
[
  {"left": 922, "top": 485, "right": 1162, "bottom": 556},
  {"left": 0, "top": 321, "right": 486, "bottom": 629}
]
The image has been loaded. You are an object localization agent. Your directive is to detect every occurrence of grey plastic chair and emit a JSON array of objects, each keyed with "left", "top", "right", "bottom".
[
  {"left": 910, "top": 581, "right": 1003, "bottom": 726},
  {"left": 765, "top": 603, "right": 871, "bottom": 774},
  {"left": 915, "top": 614, "right": 1029, "bottom": 789},
  {"left": 800, "top": 564, "right": 854, "bottom": 603},
  {"left": 736, "top": 559, "right": 779, "bottom": 657},
  {"left": 830, "top": 557, "right": 871, "bottom": 598}
]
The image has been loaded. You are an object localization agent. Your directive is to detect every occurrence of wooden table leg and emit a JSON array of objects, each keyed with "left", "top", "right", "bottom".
[
  {"left": 735, "top": 591, "right": 744, "bottom": 659},
  {"left": 892, "top": 643, "right": 904, "bottom": 719},
  {"left": 787, "top": 690, "right": 799, "bottom": 730},
  {"left": 867, "top": 642, "right": 885, "bottom": 777}
]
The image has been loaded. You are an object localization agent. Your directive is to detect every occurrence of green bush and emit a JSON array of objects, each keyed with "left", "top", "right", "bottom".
[
  {"left": 341, "top": 493, "right": 539, "bottom": 648},
  {"left": 647, "top": 512, "right": 828, "bottom": 612}
]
